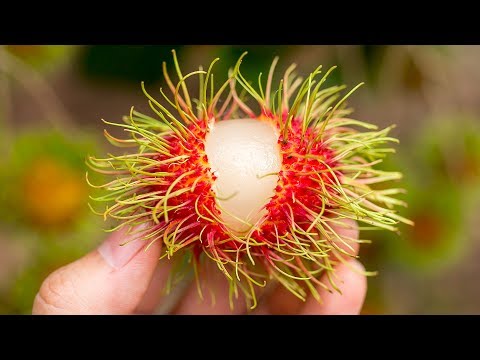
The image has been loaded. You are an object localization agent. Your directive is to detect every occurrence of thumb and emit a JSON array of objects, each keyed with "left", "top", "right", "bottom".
[{"left": 32, "top": 226, "right": 162, "bottom": 314}]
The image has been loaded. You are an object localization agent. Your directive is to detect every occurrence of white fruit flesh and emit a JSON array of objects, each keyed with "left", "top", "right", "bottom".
[{"left": 205, "top": 119, "right": 282, "bottom": 233}]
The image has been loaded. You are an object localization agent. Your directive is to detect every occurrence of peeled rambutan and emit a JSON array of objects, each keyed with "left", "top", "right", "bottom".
[{"left": 87, "top": 51, "right": 411, "bottom": 309}]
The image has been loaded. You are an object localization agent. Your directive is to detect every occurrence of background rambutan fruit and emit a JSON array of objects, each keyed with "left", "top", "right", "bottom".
[{"left": 88, "top": 51, "right": 411, "bottom": 309}]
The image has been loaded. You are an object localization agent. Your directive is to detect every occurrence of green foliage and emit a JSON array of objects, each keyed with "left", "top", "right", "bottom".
[
  {"left": 371, "top": 115, "right": 480, "bottom": 272},
  {"left": 0, "top": 130, "right": 101, "bottom": 229},
  {"left": 78, "top": 45, "right": 186, "bottom": 84},
  {"left": 0, "top": 130, "right": 105, "bottom": 313},
  {"left": 5, "top": 45, "right": 76, "bottom": 73}
]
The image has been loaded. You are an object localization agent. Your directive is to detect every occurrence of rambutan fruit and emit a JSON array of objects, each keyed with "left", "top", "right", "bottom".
[{"left": 88, "top": 51, "right": 411, "bottom": 309}]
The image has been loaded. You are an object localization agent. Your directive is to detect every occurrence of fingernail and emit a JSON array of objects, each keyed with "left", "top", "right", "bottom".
[{"left": 98, "top": 225, "right": 148, "bottom": 269}]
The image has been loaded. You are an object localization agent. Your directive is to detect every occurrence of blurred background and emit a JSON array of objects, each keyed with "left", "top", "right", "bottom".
[{"left": 0, "top": 45, "right": 479, "bottom": 314}]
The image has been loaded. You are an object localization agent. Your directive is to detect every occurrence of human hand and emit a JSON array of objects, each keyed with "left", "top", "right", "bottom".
[{"left": 32, "top": 219, "right": 367, "bottom": 315}]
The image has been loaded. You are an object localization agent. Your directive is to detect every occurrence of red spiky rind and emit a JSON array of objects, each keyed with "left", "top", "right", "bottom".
[{"left": 87, "top": 51, "right": 412, "bottom": 309}]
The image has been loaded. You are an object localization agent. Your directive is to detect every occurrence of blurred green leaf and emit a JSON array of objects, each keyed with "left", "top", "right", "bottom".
[{"left": 78, "top": 45, "right": 185, "bottom": 84}]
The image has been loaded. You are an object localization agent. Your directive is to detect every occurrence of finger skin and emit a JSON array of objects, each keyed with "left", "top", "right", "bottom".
[
  {"left": 256, "top": 218, "right": 362, "bottom": 315},
  {"left": 329, "top": 218, "right": 360, "bottom": 258},
  {"left": 173, "top": 263, "right": 248, "bottom": 315},
  {"left": 32, "top": 218, "right": 365, "bottom": 314},
  {"left": 134, "top": 261, "right": 173, "bottom": 314},
  {"left": 33, "top": 229, "right": 163, "bottom": 315},
  {"left": 301, "top": 259, "right": 367, "bottom": 315}
]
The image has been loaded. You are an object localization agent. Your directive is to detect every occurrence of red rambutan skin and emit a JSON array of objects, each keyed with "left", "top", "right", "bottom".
[
  {"left": 149, "top": 120, "right": 230, "bottom": 260},
  {"left": 146, "top": 112, "right": 339, "bottom": 270},
  {"left": 255, "top": 114, "right": 339, "bottom": 266}
]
